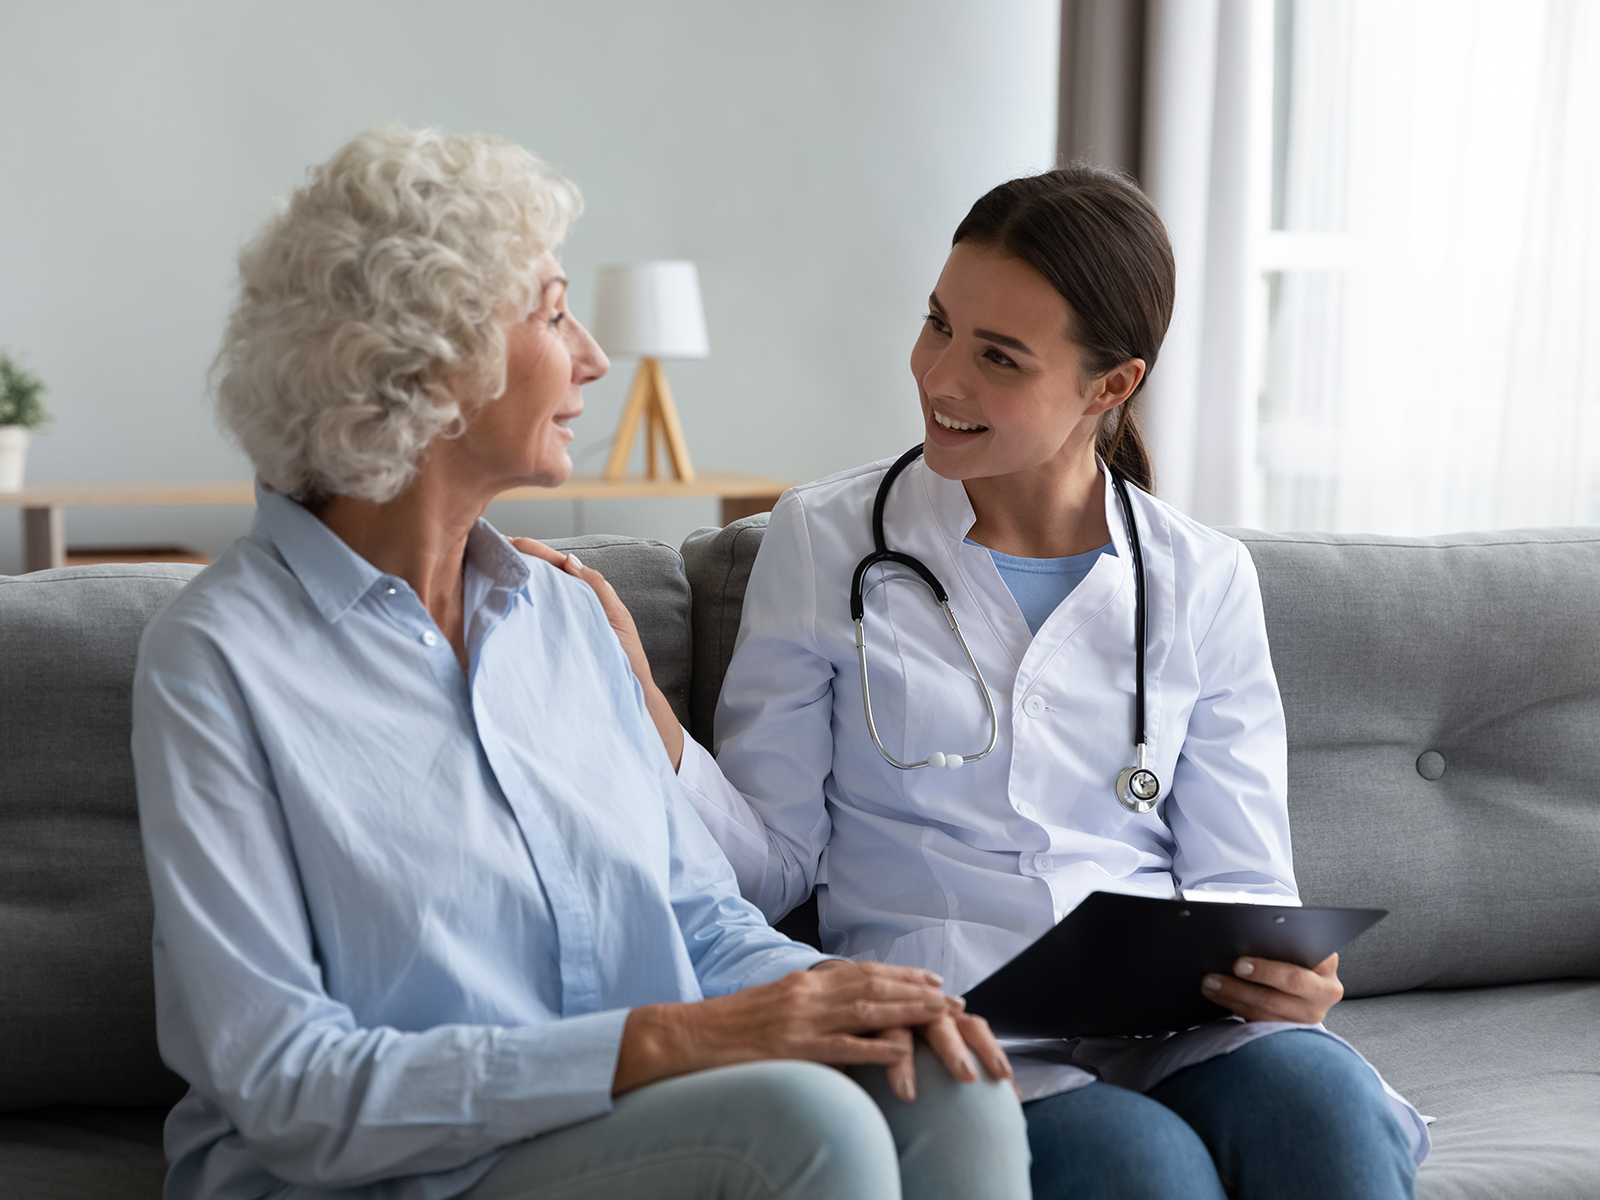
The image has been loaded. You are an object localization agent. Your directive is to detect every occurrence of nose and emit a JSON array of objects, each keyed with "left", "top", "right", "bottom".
[
  {"left": 918, "top": 337, "right": 968, "bottom": 404},
  {"left": 571, "top": 317, "right": 609, "bottom": 385}
]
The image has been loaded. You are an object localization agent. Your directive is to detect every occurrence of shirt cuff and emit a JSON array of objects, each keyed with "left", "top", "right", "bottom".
[{"left": 483, "top": 1007, "right": 632, "bottom": 1140}]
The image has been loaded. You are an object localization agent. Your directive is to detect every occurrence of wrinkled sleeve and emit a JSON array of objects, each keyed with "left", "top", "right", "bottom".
[
  {"left": 132, "top": 623, "right": 628, "bottom": 1191},
  {"left": 1165, "top": 542, "right": 1299, "bottom": 900},
  {"left": 675, "top": 490, "right": 839, "bottom": 922}
]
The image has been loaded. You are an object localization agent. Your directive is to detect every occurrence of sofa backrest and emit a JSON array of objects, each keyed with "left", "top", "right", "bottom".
[
  {"left": 682, "top": 517, "right": 1600, "bottom": 1000},
  {"left": 0, "top": 565, "right": 199, "bottom": 1112},
  {"left": 0, "top": 538, "right": 691, "bottom": 1113}
]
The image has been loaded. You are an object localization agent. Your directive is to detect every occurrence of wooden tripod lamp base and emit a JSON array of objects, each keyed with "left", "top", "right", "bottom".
[{"left": 603, "top": 357, "right": 696, "bottom": 482}]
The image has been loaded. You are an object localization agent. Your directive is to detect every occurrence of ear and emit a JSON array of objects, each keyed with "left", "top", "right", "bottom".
[{"left": 1084, "top": 358, "right": 1146, "bottom": 416}]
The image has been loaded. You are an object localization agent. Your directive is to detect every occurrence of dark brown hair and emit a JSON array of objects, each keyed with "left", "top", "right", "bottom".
[{"left": 951, "top": 164, "right": 1175, "bottom": 493}]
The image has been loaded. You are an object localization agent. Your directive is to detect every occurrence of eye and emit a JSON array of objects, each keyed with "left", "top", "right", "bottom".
[
  {"left": 549, "top": 309, "right": 567, "bottom": 328},
  {"left": 924, "top": 313, "right": 951, "bottom": 336},
  {"left": 983, "top": 347, "right": 1017, "bottom": 369}
]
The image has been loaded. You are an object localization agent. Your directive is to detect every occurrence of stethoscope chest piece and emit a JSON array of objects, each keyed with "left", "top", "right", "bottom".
[{"left": 1115, "top": 765, "right": 1162, "bottom": 814}]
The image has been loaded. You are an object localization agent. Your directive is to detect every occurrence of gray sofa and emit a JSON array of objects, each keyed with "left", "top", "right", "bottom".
[{"left": 3, "top": 520, "right": 1597, "bottom": 1199}]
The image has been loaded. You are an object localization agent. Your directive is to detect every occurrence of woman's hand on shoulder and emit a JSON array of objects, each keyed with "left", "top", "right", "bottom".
[
  {"left": 1201, "top": 951, "right": 1344, "bottom": 1025},
  {"left": 510, "top": 537, "right": 684, "bottom": 768}
]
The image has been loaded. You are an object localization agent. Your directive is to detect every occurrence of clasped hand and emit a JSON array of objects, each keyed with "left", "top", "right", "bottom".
[{"left": 616, "top": 960, "right": 1012, "bottom": 1102}]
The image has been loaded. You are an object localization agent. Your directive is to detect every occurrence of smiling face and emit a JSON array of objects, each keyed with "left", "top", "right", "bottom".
[
  {"left": 449, "top": 252, "right": 608, "bottom": 490},
  {"left": 910, "top": 241, "right": 1141, "bottom": 485}
]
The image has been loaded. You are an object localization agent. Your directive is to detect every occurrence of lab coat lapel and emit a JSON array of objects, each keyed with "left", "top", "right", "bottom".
[{"left": 910, "top": 463, "right": 1032, "bottom": 677}]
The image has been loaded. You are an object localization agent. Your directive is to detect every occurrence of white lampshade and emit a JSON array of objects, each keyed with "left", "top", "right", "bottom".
[{"left": 590, "top": 261, "right": 710, "bottom": 359}]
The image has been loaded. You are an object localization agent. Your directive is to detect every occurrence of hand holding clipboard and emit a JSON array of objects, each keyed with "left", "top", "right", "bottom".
[{"left": 962, "top": 891, "right": 1385, "bottom": 1039}]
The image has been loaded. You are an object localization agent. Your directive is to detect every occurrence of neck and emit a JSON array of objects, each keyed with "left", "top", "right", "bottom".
[
  {"left": 962, "top": 442, "right": 1110, "bottom": 558},
  {"left": 316, "top": 466, "right": 493, "bottom": 669}
]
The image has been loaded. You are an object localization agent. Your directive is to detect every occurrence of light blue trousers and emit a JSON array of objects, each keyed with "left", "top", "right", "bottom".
[{"left": 463, "top": 1044, "right": 1030, "bottom": 1200}]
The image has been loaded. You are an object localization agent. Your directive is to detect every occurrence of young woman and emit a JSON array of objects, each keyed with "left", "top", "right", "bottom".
[{"left": 532, "top": 166, "right": 1428, "bottom": 1200}]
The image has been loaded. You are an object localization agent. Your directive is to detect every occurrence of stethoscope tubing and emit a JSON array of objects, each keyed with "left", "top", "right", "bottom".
[{"left": 852, "top": 444, "right": 1160, "bottom": 810}]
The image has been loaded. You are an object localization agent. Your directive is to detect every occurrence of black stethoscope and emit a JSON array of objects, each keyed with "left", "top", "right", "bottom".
[{"left": 850, "top": 444, "right": 1163, "bottom": 814}]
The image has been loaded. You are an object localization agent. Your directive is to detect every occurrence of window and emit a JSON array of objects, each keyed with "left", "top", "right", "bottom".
[{"left": 1255, "top": 0, "right": 1600, "bottom": 533}]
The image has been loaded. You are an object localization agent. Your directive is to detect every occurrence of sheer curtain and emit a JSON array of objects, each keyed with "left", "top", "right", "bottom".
[{"left": 1259, "top": 0, "right": 1600, "bottom": 534}]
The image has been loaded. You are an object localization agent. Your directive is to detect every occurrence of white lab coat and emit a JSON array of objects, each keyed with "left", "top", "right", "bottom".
[{"left": 677, "top": 454, "right": 1429, "bottom": 1161}]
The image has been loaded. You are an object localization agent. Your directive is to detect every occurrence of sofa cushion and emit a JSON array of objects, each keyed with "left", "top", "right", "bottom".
[
  {"left": 1325, "top": 979, "right": 1600, "bottom": 1200},
  {"left": 0, "top": 565, "right": 198, "bottom": 1112},
  {"left": 543, "top": 535, "right": 693, "bottom": 728},
  {"left": 0, "top": 1106, "right": 167, "bottom": 1200},
  {"left": 681, "top": 519, "right": 1600, "bottom": 998},
  {"left": 1232, "top": 529, "right": 1600, "bottom": 998},
  {"left": 680, "top": 518, "right": 769, "bottom": 748}
]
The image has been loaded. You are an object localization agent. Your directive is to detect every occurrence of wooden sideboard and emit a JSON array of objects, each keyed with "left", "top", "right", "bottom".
[{"left": 1, "top": 474, "right": 791, "bottom": 572}]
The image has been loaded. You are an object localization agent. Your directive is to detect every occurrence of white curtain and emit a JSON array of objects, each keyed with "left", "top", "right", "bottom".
[
  {"left": 1138, "top": 0, "right": 1270, "bottom": 525},
  {"left": 1259, "top": 0, "right": 1600, "bottom": 534}
]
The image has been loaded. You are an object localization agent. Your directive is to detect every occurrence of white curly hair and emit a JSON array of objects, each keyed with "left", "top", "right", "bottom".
[{"left": 214, "top": 124, "right": 581, "bottom": 502}]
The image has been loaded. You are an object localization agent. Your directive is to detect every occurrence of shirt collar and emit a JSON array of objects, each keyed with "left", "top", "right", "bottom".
[{"left": 251, "top": 484, "right": 531, "bottom": 625}]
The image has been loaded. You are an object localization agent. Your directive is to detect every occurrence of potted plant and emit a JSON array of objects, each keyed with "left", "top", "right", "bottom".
[{"left": 0, "top": 353, "right": 50, "bottom": 492}]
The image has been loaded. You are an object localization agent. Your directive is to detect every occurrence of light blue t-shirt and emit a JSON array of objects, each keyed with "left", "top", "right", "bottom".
[{"left": 968, "top": 539, "right": 1117, "bottom": 635}]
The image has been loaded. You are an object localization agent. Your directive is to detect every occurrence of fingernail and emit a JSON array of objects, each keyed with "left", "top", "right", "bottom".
[
  {"left": 1236, "top": 959, "right": 1255, "bottom": 977},
  {"left": 964, "top": 1054, "right": 979, "bottom": 1080},
  {"left": 924, "top": 972, "right": 944, "bottom": 985},
  {"left": 1203, "top": 976, "right": 1222, "bottom": 992},
  {"left": 901, "top": 1082, "right": 916, "bottom": 1102},
  {"left": 992, "top": 1058, "right": 1011, "bottom": 1079},
  {"left": 565, "top": 553, "right": 584, "bottom": 572}
]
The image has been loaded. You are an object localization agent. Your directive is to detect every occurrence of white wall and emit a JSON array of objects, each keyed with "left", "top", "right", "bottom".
[{"left": 0, "top": 0, "right": 1058, "bottom": 573}]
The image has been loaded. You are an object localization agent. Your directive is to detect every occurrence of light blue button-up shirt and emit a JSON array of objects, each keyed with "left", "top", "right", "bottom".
[{"left": 132, "top": 490, "right": 823, "bottom": 1200}]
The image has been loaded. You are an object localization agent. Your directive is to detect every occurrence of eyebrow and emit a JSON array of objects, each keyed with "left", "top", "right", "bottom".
[{"left": 928, "top": 291, "right": 1037, "bottom": 358}]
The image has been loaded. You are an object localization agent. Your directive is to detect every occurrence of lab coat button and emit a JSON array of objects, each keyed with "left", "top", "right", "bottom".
[
  {"left": 1023, "top": 696, "right": 1046, "bottom": 718},
  {"left": 1416, "top": 751, "right": 1445, "bottom": 780},
  {"left": 1034, "top": 854, "right": 1053, "bottom": 871},
  {"left": 1016, "top": 801, "right": 1036, "bottom": 819},
  {"left": 422, "top": 631, "right": 439, "bottom": 647}
]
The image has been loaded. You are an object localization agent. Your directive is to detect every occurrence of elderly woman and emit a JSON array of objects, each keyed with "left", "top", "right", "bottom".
[{"left": 131, "top": 125, "right": 1030, "bottom": 1200}]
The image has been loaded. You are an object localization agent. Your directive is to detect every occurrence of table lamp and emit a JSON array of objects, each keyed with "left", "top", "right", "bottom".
[{"left": 591, "top": 261, "right": 709, "bottom": 482}]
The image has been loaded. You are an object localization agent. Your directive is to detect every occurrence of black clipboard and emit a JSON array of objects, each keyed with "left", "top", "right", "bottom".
[{"left": 962, "top": 891, "right": 1385, "bottom": 1039}]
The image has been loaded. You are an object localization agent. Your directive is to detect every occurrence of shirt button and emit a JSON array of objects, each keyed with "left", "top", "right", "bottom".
[
  {"left": 1016, "top": 801, "right": 1037, "bottom": 819},
  {"left": 1034, "top": 854, "right": 1053, "bottom": 871},
  {"left": 422, "top": 631, "right": 438, "bottom": 647},
  {"left": 1023, "top": 695, "right": 1046, "bottom": 719},
  {"left": 385, "top": 586, "right": 398, "bottom": 596}
]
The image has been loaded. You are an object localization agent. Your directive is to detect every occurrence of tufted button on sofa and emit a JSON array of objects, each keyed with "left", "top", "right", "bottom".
[{"left": 3, "top": 523, "right": 1597, "bottom": 1199}]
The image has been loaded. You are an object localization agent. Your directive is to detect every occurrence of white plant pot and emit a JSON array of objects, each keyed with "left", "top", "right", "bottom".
[{"left": 0, "top": 426, "right": 29, "bottom": 492}]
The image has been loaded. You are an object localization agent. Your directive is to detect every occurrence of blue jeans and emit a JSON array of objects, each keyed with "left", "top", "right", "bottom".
[
  {"left": 1025, "top": 1030, "right": 1416, "bottom": 1200},
  {"left": 463, "top": 1043, "right": 1030, "bottom": 1199}
]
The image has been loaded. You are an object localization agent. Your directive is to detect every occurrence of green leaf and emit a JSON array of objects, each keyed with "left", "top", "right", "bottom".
[{"left": 0, "top": 353, "right": 51, "bottom": 430}]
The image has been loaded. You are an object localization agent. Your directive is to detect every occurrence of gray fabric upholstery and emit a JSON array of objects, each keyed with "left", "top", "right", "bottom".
[
  {"left": 680, "top": 518, "right": 770, "bottom": 748},
  {"left": 1229, "top": 529, "right": 1600, "bottom": 998},
  {"left": 0, "top": 1107, "right": 167, "bottom": 1200},
  {"left": 0, "top": 566, "right": 199, "bottom": 1112},
  {"left": 1325, "top": 980, "right": 1600, "bottom": 1200},
  {"left": 542, "top": 535, "right": 693, "bottom": 728}
]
